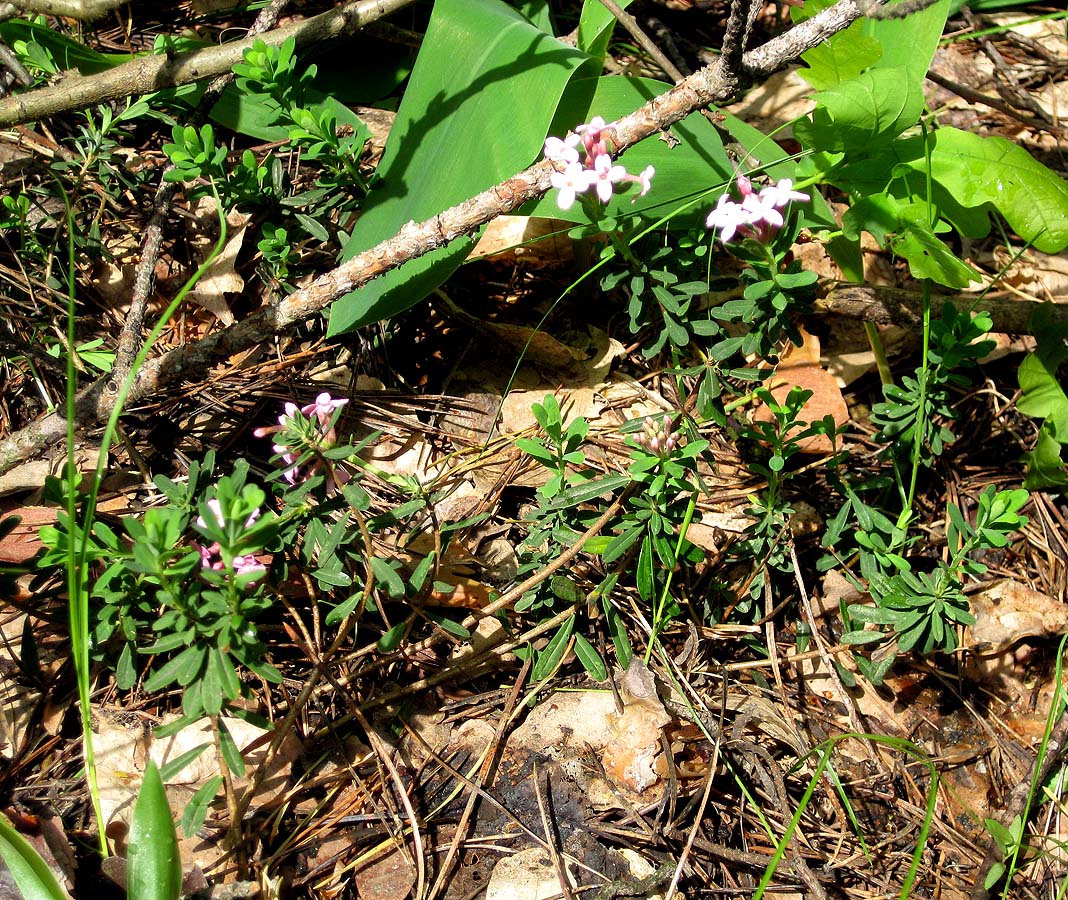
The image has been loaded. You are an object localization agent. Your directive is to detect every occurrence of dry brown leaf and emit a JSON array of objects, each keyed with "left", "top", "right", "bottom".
[
  {"left": 0, "top": 505, "right": 54, "bottom": 563},
  {"left": 965, "top": 580, "right": 1068, "bottom": 655},
  {"left": 753, "top": 329, "right": 849, "bottom": 454},
  {"left": 186, "top": 200, "right": 251, "bottom": 325}
]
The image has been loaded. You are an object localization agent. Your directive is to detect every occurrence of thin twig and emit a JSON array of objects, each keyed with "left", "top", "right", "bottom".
[
  {"left": 0, "top": 0, "right": 418, "bottom": 127},
  {"left": 926, "top": 68, "right": 1053, "bottom": 133},
  {"left": 113, "top": 0, "right": 291, "bottom": 382},
  {"left": 0, "top": 0, "right": 869, "bottom": 477},
  {"left": 596, "top": 0, "right": 686, "bottom": 83}
]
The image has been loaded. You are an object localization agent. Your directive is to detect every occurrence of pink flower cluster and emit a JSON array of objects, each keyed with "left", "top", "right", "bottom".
[
  {"left": 195, "top": 499, "right": 265, "bottom": 580},
  {"left": 705, "top": 175, "right": 809, "bottom": 244},
  {"left": 253, "top": 392, "right": 349, "bottom": 491},
  {"left": 640, "top": 418, "right": 679, "bottom": 457},
  {"left": 544, "top": 117, "right": 654, "bottom": 211}
]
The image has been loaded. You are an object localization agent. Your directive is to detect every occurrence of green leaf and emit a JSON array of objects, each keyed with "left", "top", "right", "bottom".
[
  {"left": 888, "top": 222, "right": 980, "bottom": 288},
  {"left": 1022, "top": 422, "right": 1068, "bottom": 491},
  {"left": 370, "top": 556, "right": 406, "bottom": 597},
  {"left": 423, "top": 611, "right": 471, "bottom": 639},
  {"left": 0, "top": 19, "right": 129, "bottom": 74},
  {"left": 328, "top": 0, "right": 593, "bottom": 335},
  {"left": 577, "top": 0, "right": 634, "bottom": 66},
  {"left": 181, "top": 775, "right": 223, "bottom": 838},
  {"left": 216, "top": 719, "right": 246, "bottom": 778},
  {"left": 841, "top": 629, "right": 886, "bottom": 646},
  {"left": 795, "top": 68, "right": 926, "bottom": 153},
  {"left": 525, "top": 75, "right": 733, "bottom": 226},
  {"left": 0, "top": 813, "right": 70, "bottom": 900},
  {"left": 572, "top": 632, "right": 608, "bottom": 682},
  {"left": 796, "top": 0, "right": 948, "bottom": 91},
  {"left": 636, "top": 538, "right": 655, "bottom": 601},
  {"left": 532, "top": 616, "right": 575, "bottom": 681},
  {"left": 799, "top": 32, "right": 883, "bottom": 90},
  {"left": 212, "top": 89, "right": 369, "bottom": 146},
  {"left": 926, "top": 128, "right": 1068, "bottom": 254},
  {"left": 159, "top": 744, "right": 210, "bottom": 782},
  {"left": 127, "top": 761, "right": 182, "bottom": 900},
  {"left": 1017, "top": 308, "right": 1068, "bottom": 434},
  {"left": 377, "top": 621, "right": 407, "bottom": 652}
]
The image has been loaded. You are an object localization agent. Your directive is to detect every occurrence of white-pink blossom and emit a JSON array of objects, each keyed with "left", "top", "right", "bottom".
[
  {"left": 633, "top": 165, "right": 655, "bottom": 199},
  {"left": 706, "top": 194, "right": 758, "bottom": 243},
  {"left": 759, "top": 178, "right": 809, "bottom": 209},
  {"left": 591, "top": 153, "right": 627, "bottom": 203},
  {"left": 543, "top": 134, "right": 580, "bottom": 165},
  {"left": 550, "top": 161, "right": 595, "bottom": 210}
]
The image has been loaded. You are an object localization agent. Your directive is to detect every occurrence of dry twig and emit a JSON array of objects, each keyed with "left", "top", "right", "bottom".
[{"left": 0, "top": 0, "right": 870, "bottom": 477}]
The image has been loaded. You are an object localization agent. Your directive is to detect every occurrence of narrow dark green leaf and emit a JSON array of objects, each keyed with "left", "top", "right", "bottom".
[
  {"left": 572, "top": 633, "right": 608, "bottom": 682},
  {"left": 0, "top": 813, "right": 70, "bottom": 900}
]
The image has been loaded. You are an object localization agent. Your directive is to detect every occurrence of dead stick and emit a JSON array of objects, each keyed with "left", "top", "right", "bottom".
[
  {"left": 817, "top": 284, "right": 1068, "bottom": 335},
  {"left": 0, "top": 0, "right": 417, "bottom": 127},
  {"left": 0, "top": 0, "right": 868, "bottom": 477},
  {"left": 113, "top": 0, "right": 291, "bottom": 380}
]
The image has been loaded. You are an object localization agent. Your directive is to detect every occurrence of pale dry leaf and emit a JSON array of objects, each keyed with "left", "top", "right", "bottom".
[
  {"left": 186, "top": 200, "right": 252, "bottom": 325},
  {"left": 486, "top": 848, "right": 568, "bottom": 900},
  {"left": 965, "top": 580, "right": 1068, "bottom": 655},
  {"left": 470, "top": 215, "right": 575, "bottom": 264}
]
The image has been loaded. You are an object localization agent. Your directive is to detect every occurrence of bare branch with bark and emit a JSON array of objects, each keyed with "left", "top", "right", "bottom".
[{"left": 0, "top": 0, "right": 870, "bottom": 476}]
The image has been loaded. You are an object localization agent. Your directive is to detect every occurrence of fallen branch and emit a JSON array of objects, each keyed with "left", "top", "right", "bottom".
[
  {"left": 0, "top": 0, "right": 417, "bottom": 127},
  {"left": 0, "top": 0, "right": 867, "bottom": 477},
  {"left": 0, "top": 0, "right": 127, "bottom": 19},
  {"left": 818, "top": 284, "right": 1068, "bottom": 334}
]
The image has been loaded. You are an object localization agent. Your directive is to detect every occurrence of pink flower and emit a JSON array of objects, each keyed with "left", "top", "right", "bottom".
[
  {"left": 633, "top": 165, "right": 655, "bottom": 199},
  {"left": 743, "top": 193, "right": 784, "bottom": 231},
  {"left": 543, "top": 135, "right": 580, "bottom": 166},
  {"left": 233, "top": 554, "right": 266, "bottom": 580},
  {"left": 759, "top": 178, "right": 809, "bottom": 209},
  {"left": 706, "top": 176, "right": 807, "bottom": 243},
  {"left": 197, "top": 498, "right": 260, "bottom": 531},
  {"left": 550, "top": 161, "right": 595, "bottom": 210},
  {"left": 301, "top": 392, "right": 348, "bottom": 428},
  {"left": 706, "top": 194, "right": 758, "bottom": 243},
  {"left": 591, "top": 153, "right": 626, "bottom": 203}
]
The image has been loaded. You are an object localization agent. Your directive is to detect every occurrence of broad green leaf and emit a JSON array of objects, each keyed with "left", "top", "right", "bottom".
[
  {"left": 1017, "top": 305, "right": 1068, "bottom": 433},
  {"left": 888, "top": 223, "right": 979, "bottom": 288},
  {"left": 514, "top": 0, "right": 555, "bottom": 33},
  {"left": 211, "top": 89, "right": 370, "bottom": 144},
  {"left": 525, "top": 75, "right": 734, "bottom": 226},
  {"left": 1018, "top": 353, "right": 1068, "bottom": 433},
  {"left": 837, "top": 129, "right": 1068, "bottom": 252},
  {"left": 127, "top": 762, "right": 182, "bottom": 900},
  {"left": 861, "top": 0, "right": 949, "bottom": 84},
  {"left": 328, "top": 0, "right": 593, "bottom": 335},
  {"left": 577, "top": 0, "right": 634, "bottom": 67},
  {"left": 1022, "top": 424, "right": 1068, "bottom": 491},
  {"left": 0, "top": 19, "right": 129, "bottom": 74},
  {"left": 0, "top": 814, "right": 70, "bottom": 900},
  {"left": 794, "top": 68, "right": 925, "bottom": 153},
  {"left": 799, "top": 32, "right": 882, "bottom": 90},
  {"left": 926, "top": 128, "right": 1068, "bottom": 254},
  {"left": 796, "top": 0, "right": 948, "bottom": 91}
]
